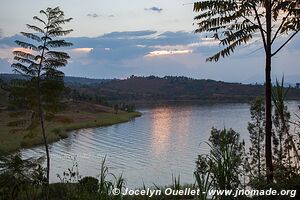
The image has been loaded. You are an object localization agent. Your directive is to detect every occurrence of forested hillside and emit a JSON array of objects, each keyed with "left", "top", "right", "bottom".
[{"left": 68, "top": 75, "right": 300, "bottom": 103}]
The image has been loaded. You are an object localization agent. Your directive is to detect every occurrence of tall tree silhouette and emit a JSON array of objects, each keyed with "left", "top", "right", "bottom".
[
  {"left": 11, "top": 7, "right": 73, "bottom": 196},
  {"left": 193, "top": 0, "right": 300, "bottom": 182}
]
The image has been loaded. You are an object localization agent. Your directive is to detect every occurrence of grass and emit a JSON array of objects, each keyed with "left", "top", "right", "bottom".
[{"left": 0, "top": 101, "right": 141, "bottom": 152}]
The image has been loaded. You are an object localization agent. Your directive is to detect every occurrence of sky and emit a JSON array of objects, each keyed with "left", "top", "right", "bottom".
[{"left": 0, "top": 0, "right": 299, "bottom": 83}]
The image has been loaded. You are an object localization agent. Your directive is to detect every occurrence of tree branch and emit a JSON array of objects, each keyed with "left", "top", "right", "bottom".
[
  {"left": 271, "top": 12, "right": 291, "bottom": 45},
  {"left": 252, "top": 4, "right": 267, "bottom": 51},
  {"left": 271, "top": 31, "right": 299, "bottom": 57},
  {"left": 242, "top": 15, "right": 267, "bottom": 34}
]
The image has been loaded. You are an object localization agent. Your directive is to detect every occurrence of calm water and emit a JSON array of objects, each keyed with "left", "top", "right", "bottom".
[{"left": 21, "top": 102, "right": 300, "bottom": 188}]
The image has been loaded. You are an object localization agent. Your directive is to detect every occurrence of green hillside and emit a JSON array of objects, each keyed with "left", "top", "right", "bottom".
[{"left": 70, "top": 75, "right": 300, "bottom": 104}]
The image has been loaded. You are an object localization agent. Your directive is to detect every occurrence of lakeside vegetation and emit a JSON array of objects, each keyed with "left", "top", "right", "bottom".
[
  {"left": 4, "top": 73, "right": 300, "bottom": 105},
  {"left": 0, "top": 74, "right": 140, "bottom": 154},
  {"left": 0, "top": 100, "right": 140, "bottom": 152},
  {"left": 50, "top": 76, "right": 300, "bottom": 104}
]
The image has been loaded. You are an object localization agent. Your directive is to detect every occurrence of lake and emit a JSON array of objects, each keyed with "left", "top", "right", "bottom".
[{"left": 21, "top": 101, "right": 300, "bottom": 188}]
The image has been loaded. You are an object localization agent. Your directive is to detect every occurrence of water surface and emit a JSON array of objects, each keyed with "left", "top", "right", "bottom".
[{"left": 22, "top": 102, "right": 300, "bottom": 188}]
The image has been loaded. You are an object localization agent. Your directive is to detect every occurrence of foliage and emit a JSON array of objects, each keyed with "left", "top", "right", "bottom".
[
  {"left": 247, "top": 97, "right": 266, "bottom": 183},
  {"left": 247, "top": 80, "right": 300, "bottom": 198},
  {"left": 0, "top": 151, "right": 46, "bottom": 200},
  {"left": 78, "top": 177, "right": 99, "bottom": 198},
  {"left": 193, "top": 0, "right": 300, "bottom": 62},
  {"left": 62, "top": 76, "right": 300, "bottom": 103},
  {"left": 114, "top": 104, "right": 119, "bottom": 114},
  {"left": 195, "top": 128, "right": 245, "bottom": 200},
  {"left": 10, "top": 7, "right": 73, "bottom": 196},
  {"left": 64, "top": 88, "right": 109, "bottom": 106},
  {"left": 194, "top": 155, "right": 214, "bottom": 200},
  {"left": 53, "top": 156, "right": 125, "bottom": 200},
  {"left": 271, "top": 78, "right": 300, "bottom": 182},
  {"left": 11, "top": 6, "right": 73, "bottom": 113}
]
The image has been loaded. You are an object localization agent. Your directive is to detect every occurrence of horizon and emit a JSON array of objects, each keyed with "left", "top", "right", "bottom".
[{"left": 2, "top": 72, "right": 300, "bottom": 85}]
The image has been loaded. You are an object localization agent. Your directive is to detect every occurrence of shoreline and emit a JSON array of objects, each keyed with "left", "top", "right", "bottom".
[{"left": 0, "top": 107, "right": 142, "bottom": 153}]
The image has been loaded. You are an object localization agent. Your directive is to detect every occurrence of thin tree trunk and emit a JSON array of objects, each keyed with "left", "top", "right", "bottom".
[
  {"left": 258, "top": 126, "right": 261, "bottom": 180},
  {"left": 38, "top": 24, "right": 50, "bottom": 199},
  {"left": 265, "top": 0, "right": 273, "bottom": 183},
  {"left": 265, "top": 51, "right": 273, "bottom": 183},
  {"left": 38, "top": 81, "right": 50, "bottom": 200}
]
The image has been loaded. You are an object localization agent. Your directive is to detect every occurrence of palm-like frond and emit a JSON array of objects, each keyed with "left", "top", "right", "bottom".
[
  {"left": 15, "top": 41, "right": 38, "bottom": 51},
  {"left": 272, "top": 77, "right": 289, "bottom": 115},
  {"left": 207, "top": 34, "right": 253, "bottom": 62},
  {"left": 44, "top": 58, "right": 68, "bottom": 68},
  {"left": 26, "top": 24, "right": 44, "bottom": 33},
  {"left": 48, "top": 29, "right": 73, "bottom": 37},
  {"left": 46, "top": 51, "right": 70, "bottom": 59},
  {"left": 49, "top": 18, "right": 73, "bottom": 28},
  {"left": 33, "top": 16, "right": 46, "bottom": 25},
  {"left": 13, "top": 51, "right": 35, "bottom": 60},
  {"left": 11, "top": 63, "right": 34, "bottom": 77},
  {"left": 46, "top": 40, "right": 73, "bottom": 47},
  {"left": 13, "top": 56, "right": 37, "bottom": 65},
  {"left": 38, "top": 45, "right": 49, "bottom": 51},
  {"left": 20, "top": 32, "right": 41, "bottom": 42}
]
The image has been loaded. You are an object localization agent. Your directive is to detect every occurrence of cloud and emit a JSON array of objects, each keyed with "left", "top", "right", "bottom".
[
  {"left": 72, "top": 48, "right": 93, "bottom": 53},
  {"left": 145, "top": 7, "right": 163, "bottom": 13},
  {"left": 145, "top": 50, "right": 192, "bottom": 57},
  {"left": 0, "top": 31, "right": 219, "bottom": 78},
  {"left": 101, "top": 30, "right": 157, "bottom": 39},
  {"left": 87, "top": 13, "right": 115, "bottom": 18},
  {"left": 1, "top": 30, "right": 299, "bottom": 81},
  {"left": 87, "top": 13, "right": 101, "bottom": 18}
]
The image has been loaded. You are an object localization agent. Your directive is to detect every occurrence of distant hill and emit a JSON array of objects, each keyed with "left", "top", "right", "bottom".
[
  {"left": 2, "top": 74, "right": 300, "bottom": 104},
  {"left": 63, "top": 76, "right": 111, "bottom": 86},
  {"left": 0, "top": 73, "right": 110, "bottom": 86},
  {"left": 69, "top": 75, "right": 300, "bottom": 103}
]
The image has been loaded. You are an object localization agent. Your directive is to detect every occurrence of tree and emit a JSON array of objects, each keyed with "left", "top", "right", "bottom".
[
  {"left": 195, "top": 128, "right": 244, "bottom": 200},
  {"left": 248, "top": 97, "right": 265, "bottom": 182},
  {"left": 114, "top": 104, "right": 119, "bottom": 114},
  {"left": 272, "top": 78, "right": 299, "bottom": 169},
  {"left": 193, "top": 0, "right": 300, "bottom": 183},
  {"left": 11, "top": 7, "right": 73, "bottom": 197}
]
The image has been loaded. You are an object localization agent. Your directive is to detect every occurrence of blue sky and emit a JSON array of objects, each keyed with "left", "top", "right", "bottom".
[{"left": 0, "top": 0, "right": 299, "bottom": 82}]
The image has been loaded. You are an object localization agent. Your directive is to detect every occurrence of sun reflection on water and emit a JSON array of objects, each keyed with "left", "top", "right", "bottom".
[
  {"left": 151, "top": 107, "right": 172, "bottom": 157},
  {"left": 150, "top": 106, "right": 193, "bottom": 158}
]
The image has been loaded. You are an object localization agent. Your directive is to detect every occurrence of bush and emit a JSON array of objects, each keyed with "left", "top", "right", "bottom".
[{"left": 79, "top": 176, "right": 99, "bottom": 193}]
